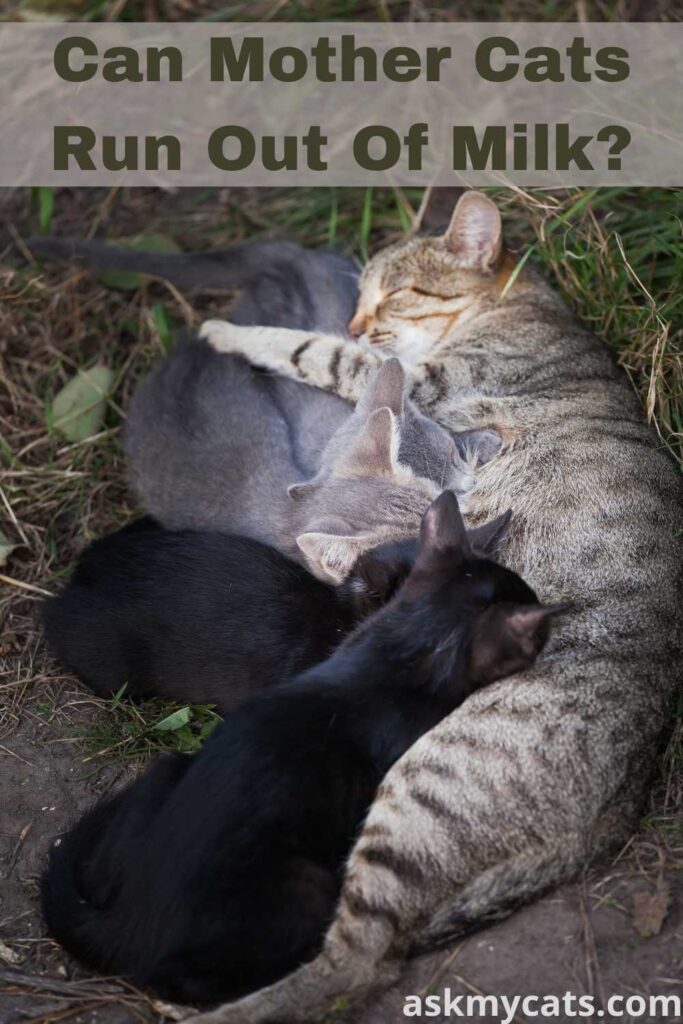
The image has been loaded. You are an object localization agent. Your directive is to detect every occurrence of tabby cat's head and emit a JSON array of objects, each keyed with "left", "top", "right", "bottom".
[{"left": 349, "top": 191, "right": 514, "bottom": 363}]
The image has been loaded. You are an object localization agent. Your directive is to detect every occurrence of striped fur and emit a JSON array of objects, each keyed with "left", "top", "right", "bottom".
[{"left": 195, "top": 192, "right": 683, "bottom": 1023}]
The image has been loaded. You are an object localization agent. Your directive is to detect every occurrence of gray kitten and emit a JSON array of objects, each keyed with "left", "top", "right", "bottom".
[
  {"left": 125, "top": 347, "right": 474, "bottom": 583},
  {"left": 29, "top": 236, "right": 360, "bottom": 476}
]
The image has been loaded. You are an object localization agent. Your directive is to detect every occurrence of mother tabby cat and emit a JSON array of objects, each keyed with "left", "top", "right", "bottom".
[{"left": 194, "top": 191, "right": 683, "bottom": 1023}]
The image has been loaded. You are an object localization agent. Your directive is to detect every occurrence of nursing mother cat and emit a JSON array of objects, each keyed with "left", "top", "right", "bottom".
[{"left": 196, "top": 191, "right": 683, "bottom": 1023}]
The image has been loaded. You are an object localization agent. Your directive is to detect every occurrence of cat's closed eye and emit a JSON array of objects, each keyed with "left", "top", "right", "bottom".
[
  {"left": 410, "top": 286, "right": 461, "bottom": 301},
  {"left": 379, "top": 285, "right": 464, "bottom": 312},
  {"left": 378, "top": 288, "right": 413, "bottom": 311}
]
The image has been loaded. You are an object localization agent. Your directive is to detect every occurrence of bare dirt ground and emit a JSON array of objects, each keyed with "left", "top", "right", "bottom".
[{"left": 1, "top": 186, "right": 681, "bottom": 1024}]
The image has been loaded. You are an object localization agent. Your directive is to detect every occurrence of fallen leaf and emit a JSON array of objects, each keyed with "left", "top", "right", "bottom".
[
  {"left": 51, "top": 365, "right": 114, "bottom": 442},
  {"left": 154, "top": 706, "right": 192, "bottom": 732},
  {"left": 99, "top": 233, "right": 181, "bottom": 292},
  {"left": 0, "top": 633, "right": 20, "bottom": 656},
  {"left": 632, "top": 882, "right": 670, "bottom": 937}
]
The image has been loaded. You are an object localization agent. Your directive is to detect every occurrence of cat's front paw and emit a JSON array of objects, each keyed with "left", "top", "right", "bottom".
[{"left": 200, "top": 319, "right": 245, "bottom": 355}]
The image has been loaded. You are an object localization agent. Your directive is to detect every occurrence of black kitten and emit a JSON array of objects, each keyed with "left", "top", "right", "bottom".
[
  {"left": 41, "top": 517, "right": 408, "bottom": 712},
  {"left": 41, "top": 493, "right": 562, "bottom": 1006},
  {"left": 41, "top": 514, "right": 508, "bottom": 712}
]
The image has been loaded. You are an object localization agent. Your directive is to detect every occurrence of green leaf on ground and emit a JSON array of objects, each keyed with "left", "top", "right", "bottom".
[
  {"left": 51, "top": 364, "right": 114, "bottom": 442},
  {"left": 154, "top": 706, "right": 193, "bottom": 732},
  {"left": 151, "top": 303, "right": 174, "bottom": 350}
]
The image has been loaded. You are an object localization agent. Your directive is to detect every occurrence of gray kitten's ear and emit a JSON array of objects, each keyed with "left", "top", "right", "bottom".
[
  {"left": 335, "top": 407, "right": 401, "bottom": 479},
  {"left": 356, "top": 358, "right": 405, "bottom": 419},
  {"left": 444, "top": 191, "right": 502, "bottom": 272},
  {"left": 466, "top": 509, "right": 512, "bottom": 556},
  {"left": 296, "top": 530, "right": 370, "bottom": 585},
  {"left": 418, "top": 490, "right": 470, "bottom": 561}
]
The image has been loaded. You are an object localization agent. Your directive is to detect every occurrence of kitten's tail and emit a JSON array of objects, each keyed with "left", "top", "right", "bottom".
[
  {"left": 41, "top": 803, "right": 112, "bottom": 968},
  {"left": 27, "top": 236, "right": 259, "bottom": 291},
  {"left": 27, "top": 236, "right": 360, "bottom": 334}
]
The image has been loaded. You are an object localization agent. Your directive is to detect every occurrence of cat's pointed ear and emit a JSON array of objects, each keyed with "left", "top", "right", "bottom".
[
  {"left": 296, "top": 530, "right": 370, "bottom": 585},
  {"left": 356, "top": 358, "right": 405, "bottom": 419},
  {"left": 466, "top": 509, "right": 512, "bottom": 557},
  {"left": 417, "top": 490, "right": 470, "bottom": 564},
  {"left": 335, "top": 407, "right": 401, "bottom": 479},
  {"left": 470, "top": 602, "right": 570, "bottom": 684},
  {"left": 444, "top": 191, "right": 502, "bottom": 272}
]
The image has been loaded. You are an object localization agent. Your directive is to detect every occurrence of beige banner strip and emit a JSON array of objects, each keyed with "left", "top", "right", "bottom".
[{"left": 1, "top": 22, "right": 681, "bottom": 185}]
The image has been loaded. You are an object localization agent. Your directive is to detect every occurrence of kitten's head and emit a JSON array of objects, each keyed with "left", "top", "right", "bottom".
[
  {"left": 291, "top": 401, "right": 437, "bottom": 584},
  {"left": 340, "top": 507, "right": 513, "bottom": 621},
  {"left": 289, "top": 360, "right": 481, "bottom": 585},
  {"left": 349, "top": 191, "right": 514, "bottom": 363},
  {"left": 308, "top": 358, "right": 475, "bottom": 496},
  {"left": 387, "top": 491, "right": 566, "bottom": 694}
]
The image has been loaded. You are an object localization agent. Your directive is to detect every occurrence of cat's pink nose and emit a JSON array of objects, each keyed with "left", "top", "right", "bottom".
[{"left": 348, "top": 314, "right": 367, "bottom": 339}]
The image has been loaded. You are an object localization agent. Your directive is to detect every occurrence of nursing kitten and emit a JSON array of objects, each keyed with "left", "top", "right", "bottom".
[
  {"left": 44, "top": 514, "right": 511, "bottom": 710},
  {"left": 29, "top": 234, "right": 364, "bottom": 476},
  {"left": 126, "top": 352, "right": 483, "bottom": 583},
  {"left": 42, "top": 493, "right": 560, "bottom": 1006},
  {"left": 195, "top": 191, "right": 683, "bottom": 1023},
  {"left": 29, "top": 235, "right": 364, "bottom": 479}
]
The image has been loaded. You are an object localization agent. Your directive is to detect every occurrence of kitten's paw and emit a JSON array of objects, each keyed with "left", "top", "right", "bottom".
[{"left": 200, "top": 319, "right": 244, "bottom": 354}]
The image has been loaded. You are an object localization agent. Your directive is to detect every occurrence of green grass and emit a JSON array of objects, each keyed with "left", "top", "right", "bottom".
[
  {"left": 493, "top": 187, "right": 683, "bottom": 467},
  {"left": 80, "top": 692, "right": 222, "bottom": 766}
]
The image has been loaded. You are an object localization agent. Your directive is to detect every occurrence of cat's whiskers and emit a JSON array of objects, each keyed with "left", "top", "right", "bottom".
[{"left": 367, "top": 332, "right": 394, "bottom": 348}]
